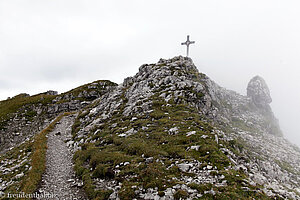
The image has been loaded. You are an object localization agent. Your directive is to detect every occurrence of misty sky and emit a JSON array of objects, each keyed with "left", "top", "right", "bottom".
[{"left": 1, "top": 0, "right": 300, "bottom": 146}]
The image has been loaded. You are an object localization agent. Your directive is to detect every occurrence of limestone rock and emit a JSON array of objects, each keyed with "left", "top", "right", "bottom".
[{"left": 247, "top": 76, "right": 272, "bottom": 106}]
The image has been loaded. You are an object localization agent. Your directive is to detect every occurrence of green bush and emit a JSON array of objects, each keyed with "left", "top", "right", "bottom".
[
  {"left": 174, "top": 189, "right": 188, "bottom": 200},
  {"left": 118, "top": 186, "right": 136, "bottom": 200},
  {"left": 164, "top": 145, "right": 185, "bottom": 158},
  {"left": 93, "top": 164, "right": 114, "bottom": 179}
]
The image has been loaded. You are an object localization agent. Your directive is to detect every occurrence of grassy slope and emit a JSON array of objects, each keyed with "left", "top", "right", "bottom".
[{"left": 72, "top": 90, "right": 277, "bottom": 200}]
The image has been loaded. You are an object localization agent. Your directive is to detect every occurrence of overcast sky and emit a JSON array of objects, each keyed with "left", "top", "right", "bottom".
[{"left": 1, "top": 0, "right": 300, "bottom": 146}]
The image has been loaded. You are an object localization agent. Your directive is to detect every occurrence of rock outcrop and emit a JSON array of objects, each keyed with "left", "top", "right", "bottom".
[{"left": 247, "top": 75, "right": 272, "bottom": 106}]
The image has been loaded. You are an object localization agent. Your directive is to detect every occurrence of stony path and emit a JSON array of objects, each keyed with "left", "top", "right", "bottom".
[{"left": 37, "top": 115, "right": 87, "bottom": 200}]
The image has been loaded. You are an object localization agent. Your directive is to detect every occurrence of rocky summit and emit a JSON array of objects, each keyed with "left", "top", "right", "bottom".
[{"left": 0, "top": 56, "right": 300, "bottom": 200}]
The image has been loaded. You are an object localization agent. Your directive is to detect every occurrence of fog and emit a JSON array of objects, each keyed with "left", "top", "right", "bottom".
[{"left": 0, "top": 0, "right": 299, "bottom": 146}]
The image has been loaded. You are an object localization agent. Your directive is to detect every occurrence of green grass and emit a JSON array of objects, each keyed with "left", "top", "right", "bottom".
[{"left": 275, "top": 160, "right": 300, "bottom": 175}]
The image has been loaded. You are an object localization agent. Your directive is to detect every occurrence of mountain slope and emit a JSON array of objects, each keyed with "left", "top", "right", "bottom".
[
  {"left": 0, "top": 80, "right": 117, "bottom": 153},
  {"left": 0, "top": 80, "right": 117, "bottom": 194},
  {"left": 69, "top": 56, "right": 300, "bottom": 199},
  {"left": 1, "top": 56, "right": 299, "bottom": 199}
]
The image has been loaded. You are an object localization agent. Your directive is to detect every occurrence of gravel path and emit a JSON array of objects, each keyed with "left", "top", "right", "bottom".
[{"left": 37, "top": 115, "right": 87, "bottom": 200}]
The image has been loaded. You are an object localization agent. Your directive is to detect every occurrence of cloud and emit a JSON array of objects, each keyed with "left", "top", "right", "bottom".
[{"left": 0, "top": 80, "right": 12, "bottom": 90}]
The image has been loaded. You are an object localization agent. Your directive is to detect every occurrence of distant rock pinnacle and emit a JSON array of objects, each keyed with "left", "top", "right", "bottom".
[{"left": 247, "top": 75, "right": 272, "bottom": 106}]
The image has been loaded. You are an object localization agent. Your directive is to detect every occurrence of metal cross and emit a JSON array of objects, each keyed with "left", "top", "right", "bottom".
[{"left": 181, "top": 35, "right": 195, "bottom": 57}]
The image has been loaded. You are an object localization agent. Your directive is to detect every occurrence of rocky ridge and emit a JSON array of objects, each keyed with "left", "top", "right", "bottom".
[
  {"left": 0, "top": 56, "right": 299, "bottom": 199},
  {"left": 69, "top": 56, "right": 299, "bottom": 199}
]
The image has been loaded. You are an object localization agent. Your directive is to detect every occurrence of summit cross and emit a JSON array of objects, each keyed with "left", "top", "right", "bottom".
[{"left": 181, "top": 35, "right": 195, "bottom": 57}]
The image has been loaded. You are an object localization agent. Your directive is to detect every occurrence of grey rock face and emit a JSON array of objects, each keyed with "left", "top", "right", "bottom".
[{"left": 247, "top": 76, "right": 272, "bottom": 106}]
